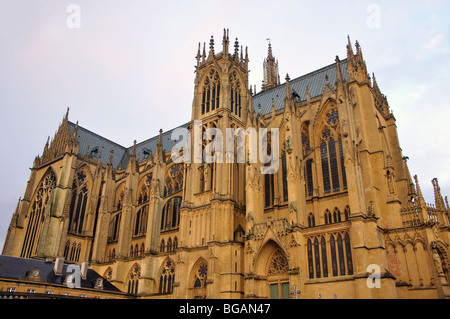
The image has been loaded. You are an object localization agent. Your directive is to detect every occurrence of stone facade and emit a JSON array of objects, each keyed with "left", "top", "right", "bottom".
[{"left": 2, "top": 30, "right": 450, "bottom": 299}]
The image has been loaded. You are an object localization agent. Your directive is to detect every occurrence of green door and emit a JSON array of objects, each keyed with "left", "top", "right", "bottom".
[
  {"left": 270, "top": 283, "right": 279, "bottom": 299},
  {"left": 281, "top": 282, "right": 290, "bottom": 299}
]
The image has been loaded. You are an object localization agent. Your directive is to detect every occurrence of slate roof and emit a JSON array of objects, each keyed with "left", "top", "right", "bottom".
[
  {"left": 252, "top": 59, "right": 348, "bottom": 115},
  {"left": 68, "top": 121, "right": 189, "bottom": 170},
  {"left": 0, "top": 255, "right": 120, "bottom": 292}
]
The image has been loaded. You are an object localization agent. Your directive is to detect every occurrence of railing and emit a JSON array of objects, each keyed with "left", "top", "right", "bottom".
[{"left": 251, "top": 217, "right": 290, "bottom": 240}]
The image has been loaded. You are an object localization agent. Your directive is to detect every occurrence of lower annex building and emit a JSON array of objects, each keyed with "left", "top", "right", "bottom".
[{"left": 2, "top": 29, "right": 450, "bottom": 299}]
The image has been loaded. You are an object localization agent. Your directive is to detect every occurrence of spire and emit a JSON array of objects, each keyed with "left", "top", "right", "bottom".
[
  {"left": 208, "top": 35, "right": 215, "bottom": 59},
  {"left": 222, "top": 28, "right": 229, "bottom": 56},
  {"left": 108, "top": 149, "right": 114, "bottom": 166},
  {"left": 271, "top": 98, "right": 276, "bottom": 118},
  {"left": 234, "top": 37, "right": 239, "bottom": 61},
  {"left": 306, "top": 86, "right": 311, "bottom": 104},
  {"left": 202, "top": 42, "right": 206, "bottom": 63},
  {"left": 414, "top": 175, "right": 426, "bottom": 205},
  {"left": 245, "top": 46, "right": 249, "bottom": 66},
  {"left": 285, "top": 73, "right": 291, "bottom": 100},
  {"left": 196, "top": 42, "right": 201, "bottom": 68},
  {"left": 432, "top": 178, "right": 446, "bottom": 211},
  {"left": 335, "top": 55, "right": 343, "bottom": 85},
  {"left": 155, "top": 129, "right": 165, "bottom": 163},
  {"left": 262, "top": 40, "right": 280, "bottom": 91},
  {"left": 347, "top": 35, "right": 354, "bottom": 59}
]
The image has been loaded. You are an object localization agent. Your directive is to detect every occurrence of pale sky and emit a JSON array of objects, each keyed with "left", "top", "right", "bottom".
[{"left": 0, "top": 0, "right": 449, "bottom": 251}]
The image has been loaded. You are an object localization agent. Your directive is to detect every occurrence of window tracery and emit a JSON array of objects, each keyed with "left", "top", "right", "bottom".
[
  {"left": 164, "top": 164, "right": 183, "bottom": 197},
  {"left": 127, "top": 264, "right": 141, "bottom": 295},
  {"left": 201, "top": 69, "right": 220, "bottom": 115},
  {"left": 161, "top": 197, "right": 181, "bottom": 231},
  {"left": 193, "top": 260, "right": 208, "bottom": 289},
  {"left": 229, "top": 71, "right": 242, "bottom": 117},
  {"left": 307, "top": 232, "right": 353, "bottom": 280},
  {"left": 21, "top": 170, "right": 56, "bottom": 258},
  {"left": 267, "top": 249, "right": 288, "bottom": 276},
  {"left": 318, "top": 105, "right": 347, "bottom": 194},
  {"left": 159, "top": 258, "right": 175, "bottom": 294},
  {"left": 68, "top": 170, "right": 89, "bottom": 234}
]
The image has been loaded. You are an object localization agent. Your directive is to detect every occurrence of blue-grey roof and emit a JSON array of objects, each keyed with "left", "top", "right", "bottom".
[
  {"left": 68, "top": 121, "right": 189, "bottom": 169},
  {"left": 253, "top": 59, "right": 348, "bottom": 115}
]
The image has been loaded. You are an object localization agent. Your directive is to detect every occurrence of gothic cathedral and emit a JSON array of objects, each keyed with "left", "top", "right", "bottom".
[{"left": 2, "top": 30, "right": 450, "bottom": 299}]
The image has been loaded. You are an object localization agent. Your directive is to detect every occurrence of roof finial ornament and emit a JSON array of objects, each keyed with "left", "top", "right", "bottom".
[{"left": 209, "top": 35, "right": 215, "bottom": 56}]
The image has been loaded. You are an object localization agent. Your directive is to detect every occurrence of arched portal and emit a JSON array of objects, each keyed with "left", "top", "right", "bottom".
[
  {"left": 254, "top": 238, "right": 290, "bottom": 299},
  {"left": 267, "top": 249, "right": 289, "bottom": 299}
]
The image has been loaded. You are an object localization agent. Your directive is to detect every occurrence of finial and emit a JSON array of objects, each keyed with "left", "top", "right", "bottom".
[
  {"left": 108, "top": 149, "right": 114, "bottom": 166},
  {"left": 285, "top": 73, "right": 290, "bottom": 82},
  {"left": 209, "top": 35, "right": 215, "bottom": 55},
  {"left": 234, "top": 37, "right": 239, "bottom": 55}
]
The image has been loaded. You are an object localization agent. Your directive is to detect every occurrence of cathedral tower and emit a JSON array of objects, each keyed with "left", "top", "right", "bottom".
[
  {"left": 178, "top": 29, "right": 251, "bottom": 298},
  {"left": 261, "top": 41, "right": 280, "bottom": 91}
]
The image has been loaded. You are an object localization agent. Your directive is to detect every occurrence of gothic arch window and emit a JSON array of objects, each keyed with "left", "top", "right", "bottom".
[
  {"left": 68, "top": 169, "right": 89, "bottom": 235},
  {"left": 192, "top": 259, "right": 208, "bottom": 299},
  {"left": 307, "top": 213, "right": 315, "bottom": 227},
  {"left": 164, "top": 164, "right": 183, "bottom": 197},
  {"left": 64, "top": 240, "right": 70, "bottom": 259},
  {"left": 201, "top": 69, "right": 220, "bottom": 115},
  {"left": 318, "top": 105, "right": 347, "bottom": 194},
  {"left": 301, "top": 122, "right": 311, "bottom": 157},
  {"left": 160, "top": 239, "right": 165, "bottom": 253},
  {"left": 135, "top": 174, "right": 151, "bottom": 237},
  {"left": 344, "top": 205, "right": 350, "bottom": 221},
  {"left": 126, "top": 264, "right": 141, "bottom": 295},
  {"left": 161, "top": 197, "right": 182, "bottom": 231},
  {"left": 281, "top": 152, "right": 288, "bottom": 202},
  {"left": 330, "top": 235, "right": 338, "bottom": 276},
  {"left": 116, "top": 190, "right": 124, "bottom": 211},
  {"left": 345, "top": 233, "right": 354, "bottom": 275},
  {"left": 321, "top": 236, "right": 328, "bottom": 277},
  {"left": 314, "top": 237, "right": 321, "bottom": 278},
  {"left": 264, "top": 132, "right": 275, "bottom": 208},
  {"left": 173, "top": 236, "right": 178, "bottom": 250},
  {"left": 229, "top": 71, "right": 242, "bottom": 117},
  {"left": 21, "top": 170, "right": 56, "bottom": 258},
  {"left": 307, "top": 232, "right": 352, "bottom": 279},
  {"left": 108, "top": 212, "right": 121, "bottom": 242},
  {"left": 69, "top": 242, "right": 81, "bottom": 262},
  {"left": 167, "top": 237, "right": 172, "bottom": 252},
  {"left": 324, "top": 209, "right": 332, "bottom": 224},
  {"left": 305, "top": 159, "right": 314, "bottom": 197},
  {"left": 159, "top": 258, "right": 175, "bottom": 294},
  {"left": 333, "top": 207, "right": 341, "bottom": 223},
  {"left": 307, "top": 238, "right": 314, "bottom": 279},
  {"left": 337, "top": 233, "right": 346, "bottom": 276}
]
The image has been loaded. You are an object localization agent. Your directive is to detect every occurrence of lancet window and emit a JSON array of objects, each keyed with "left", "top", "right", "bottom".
[
  {"left": 201, "top": 69, "right": 220, "bottom": 115},
  {"left": 134, "top": 174, "right": 152, "bottom": 237},
  {"left": 164, "top": 164, "right": 183, "bottom": 197},
  {"left": 307, "top": 232, "right": 353, "bottom": 279},
  {"left": 159, "top": 258, "right": 175, "bottom": 294},
  {"left": 229, "top": 71, "right": 242, "bottom": 117},
  {"left": 161, "top": 197, "right": 181, "bottom": 231},
  {"left": 319, "top": 105, "right": 347, "bottom": 194},
  {"left": 21, "top": 170, "right": 56, "bottom": 258},
  {"left": 68, "top": 170, "right": 89, "bottom": 235}
]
